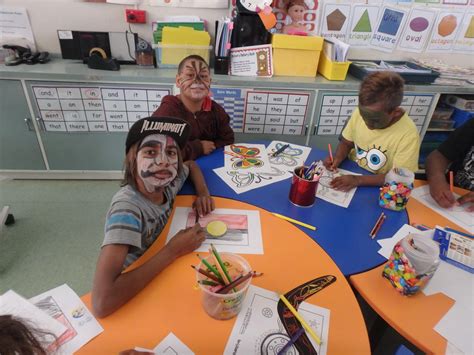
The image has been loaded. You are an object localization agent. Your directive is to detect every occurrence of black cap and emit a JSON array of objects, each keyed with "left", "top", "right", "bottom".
[{"left": 126, "top": 116, "right": 190, "bottom": 153}]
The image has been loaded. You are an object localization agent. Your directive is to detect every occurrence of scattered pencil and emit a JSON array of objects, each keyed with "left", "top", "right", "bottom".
[
  {"left": 277, "top": 327, "right": 305, "bottom": 355},
  {"left": 272, "top": 144, "right": 290, "bottom": 157},
  {"left": 278, "top": 293, "right": 322, "bottom": 345},
  {"left": 371, "top": 214, "right": 386, "bottom": 239},
  {"left": 370, "top": 212, "right": 386, "bottom": 239},
  {"left": 272, "top": 212, "right": 316, "bottom": 231}
]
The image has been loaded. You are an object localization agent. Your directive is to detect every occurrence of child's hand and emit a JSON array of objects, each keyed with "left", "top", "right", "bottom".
[
  {"left": 457, "top": 191, "right": 474, "bottom": 212},
  {"left": 330, "top": 175, "right": 359, "bottom": 191},
  {"left": 201, "top": 140, "right": 216, "bottom": 155},
  {"left": 323, "top": 156, "right": 339, "bottom": 171},
  {"left": 193, "top": 195, "right": 215, "bottom": 217},
  {"left": 168, "top": 224, "right": 205, "bottom": 258},
  {"left": 429, "top": 181, "right": 456, "bottom": 208}
]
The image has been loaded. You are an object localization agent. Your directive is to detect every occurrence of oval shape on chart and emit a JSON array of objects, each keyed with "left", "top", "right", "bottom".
[
  {"left": 438, "top": 15, "right": 457, "bottom": 37},
  {"left": 410, "top": 17, "right": 429, "bottom": 32}
]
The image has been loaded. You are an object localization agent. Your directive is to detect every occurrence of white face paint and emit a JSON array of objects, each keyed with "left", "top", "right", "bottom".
[{"left": 136, "top": 134, "right": 179, "bottom": 193}]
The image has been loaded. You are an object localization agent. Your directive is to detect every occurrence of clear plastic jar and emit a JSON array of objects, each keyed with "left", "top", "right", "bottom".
[{"left": 379, "top": 167, "right": 414, "bottom": 211}]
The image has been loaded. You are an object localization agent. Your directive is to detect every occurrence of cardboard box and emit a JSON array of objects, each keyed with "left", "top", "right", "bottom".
[
  {"left": 318, "top": 53, "right": 351, "bottom": 81},
  {"left": 154, "top": 44, "right": 211, "bottom": 68},
  {"left": 272, "top": 34, "right": 323, "bottom": 77}
]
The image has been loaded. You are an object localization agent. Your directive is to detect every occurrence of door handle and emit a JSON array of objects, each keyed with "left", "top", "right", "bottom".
[
  {"left": 24, "top": 118, "right": 34, "bottom": 131},
  {"left": 35, "top": 117, "right": 46, "bottom": 131}
]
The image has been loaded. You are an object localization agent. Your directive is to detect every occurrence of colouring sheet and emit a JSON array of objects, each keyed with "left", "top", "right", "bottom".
[
  {"left": 347, "top": 5, "right": 381, "bottom": 47},
  {"left": 30, "top": 284, "right": 103, "bottom": 354},
  {"left": 224, "top": 143, "right": 272, "bottom": 174},
  {"left": 411, "top": 185, "right": 474, "bottom": 234},
  {"left": 316, "top": 167, "right": 360, "bottom": 208},
  {"left": 266, "top": 140, "right": 312, "bottom": 177},
  {"left": 135, "top": 332, "right": 194, "bottom": 354},
  {"left": 453, "top": 12, "right": 474, "bottom": 53},
  {"left": 319, "top": 2, "right": 352, "bottom": 41},
  {"left": 426, "top": 11, "right": 465, "bottom": 52},
  {"left": 224, "top": 285, "right": 330, "bottom": 355},
  {"left": 167, "top": 207, "right": 263, "bottom": 254},
  {"left": 398, "top": 7, "right": 438, "bottom": 52},
  {"left": 370, "top": 6, "right": 408, "bottom": 52}
]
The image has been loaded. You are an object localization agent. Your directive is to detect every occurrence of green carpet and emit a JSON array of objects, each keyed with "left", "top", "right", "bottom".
[{"left": 0, "top": 179, "right": 120, "bottom": 298}]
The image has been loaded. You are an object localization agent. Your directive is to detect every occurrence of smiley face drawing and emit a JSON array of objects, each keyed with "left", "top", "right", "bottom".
[{"left": 354, "top": 143, "right": 388, "bottom": 173}]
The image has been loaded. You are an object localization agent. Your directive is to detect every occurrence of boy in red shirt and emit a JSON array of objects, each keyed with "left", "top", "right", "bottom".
[{"left": 153, "top": 55, "right": 234, "bottom": 160}]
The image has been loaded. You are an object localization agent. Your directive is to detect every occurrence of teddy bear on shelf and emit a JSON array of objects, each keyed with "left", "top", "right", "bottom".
[{"left": 282, "top": 0, "right": 308, "bottom": 35}]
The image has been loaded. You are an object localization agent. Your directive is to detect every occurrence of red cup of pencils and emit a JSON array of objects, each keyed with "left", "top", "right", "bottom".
[
  {"left": 289, "top": 166, "right": 318, "bottom": 207},
  {"left": 196, "top": 253, "right": 252, "bottom": 320}
]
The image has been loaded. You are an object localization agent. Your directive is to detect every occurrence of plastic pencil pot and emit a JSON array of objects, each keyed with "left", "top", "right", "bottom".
[
  {"left": 196, "top": 253, "right": 252, "bottom": 320},
  {"left": 289, "top": 166, "right": 318, "bottom": 207}
]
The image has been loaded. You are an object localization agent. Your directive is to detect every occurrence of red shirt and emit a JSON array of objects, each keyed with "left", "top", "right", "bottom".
[{"left": 153, "top": 95, "right": 235, "bottom": 161}]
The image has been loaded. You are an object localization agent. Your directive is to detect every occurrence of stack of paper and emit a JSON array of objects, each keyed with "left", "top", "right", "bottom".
[
  {"left": 135, "top": 332, "right": 194, "bottom": 354},
  {"left": 162, "top": 26, "right": 210, "bottom": 46},
  {"left": 376, "top": 224, "right": 431, "bottom": 259},
  {"left": 323, "top": 38, "right": 350, "bottom": 62}
]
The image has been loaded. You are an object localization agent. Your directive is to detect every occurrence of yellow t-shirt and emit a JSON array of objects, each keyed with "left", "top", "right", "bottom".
[{"left": 342, "top": 108, "right": 420, "bottom": 174}]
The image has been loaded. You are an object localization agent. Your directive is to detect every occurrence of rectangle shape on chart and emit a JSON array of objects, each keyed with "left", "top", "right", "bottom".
[
  {"left": 147, "top": 90, "right": 169, "bottom": 101},
  {"left": 101, "top": 89, "right": 124, "bottom": 100},
  {"left": 83, "top": 100, "right": 104, "bottom": 110},
  {"left": 247, "top": 92, "right": 268, "bottom": 104},
  {"left": 411, "top": 116, "right": 425, "bottom": 125},
  {"left": 401, "top": 95, "right": 415, "bottom": 105},
  {"left": 264, "top": 125, "right": 284, "bottom": 134},
  {"left": 60, "top": 99, "right": 84, "bottom": 111},
  {"left": 107, "top": 122, "right": 128, "bottom": 132},
  {"left": 340, "top": 106, "right": 355, "bottom": 116},
  {"left": 266, "top": 104, "right": 287, "bottom": 115},
  {"left": 338, "top": 115, "right": 349, "bottom": 126},
  {"left": 265, "top": 115, "right": 286, "bottom": 125},
  {"left": 285, "top": 115, "right": 305, "bottom": 126},
  {"left": 342, "top": 96, "right": 358, "bottom": 106},
  {"left": 322, "top": 95, "right": 343, "bottom": 106},
  {"left": 318, "top": 126, "right": 337, "bottom": 135},
  {"left": 44, "top": 121, "right": 66, "bottom": 132},
  {"left": 81, "top": 88, "right": 102, "bottom": 99},
  {"left": 63, "top": 111, "right": 86, "bottom": 122},
  {"left": 66, "top": 122, "right": 88, "bottom": 132},
  {"left": 127, "top": 112, "right": 148, "bottom": 122},
  {"left": 247, "top": 104, "right": 267, "bottom": 115},
  {"left": 37, "top": 99, "right": 61, "bottom": 111},
  {"left": 268, "top": 93, "right": 289, "bottom": 105},
  {"left": 103, "top": 100, "right": 126, "bottom": 111},
  {"left": 414, "top": 96, "right": 432, "bottom": 106},
  {"left": 148, "top": 101, "right": 161, "bottom": 113},
  {"left": 245, "top": 114, "right": 265, "bottom": 124},
  {"left": 126, "top": 101, "right": 149, "bottom": 112},
  {"left": 244, "top": 124, "right": 264, "bottom": 134},
  {"left": 33, "top": 87, "right": 58, "bottom": 99},
  {"left": 88, "top": 121, "right": 107, "bottom": 131},
  {"left": 86, "top": 111, "right": 105, "bottom": 121},
  {"left": 57, "top": 87, "right": 81, "bottom": 99},
  {"left": 105, "top": 111, "right": 128, "bottom": 121},
  {"left": 287, "top": 105, "right": 306, "bottom": 116},
  {"left": 41, "top": 111, "right": 63, "bottom": 121},
  {"left": 288, "top": 94, "right": 309, "bottom": 105}
]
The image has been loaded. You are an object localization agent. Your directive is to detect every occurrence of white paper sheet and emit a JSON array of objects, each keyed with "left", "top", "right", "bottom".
[
  {"left": 135, "top": 332, "right": 194, "bottom": 354},
  {"left": 377, "top": 224, "right": 433, "bottom": 259},
  {"left": 434, "top": 304, "right": 473, "bottom": 355},
  {"left": 315, "top": 167, "right": 360, "bottom": 208},
  {"left": 411, "top": 185, "right": 474, "bottom": 234},
  {"left": 266, "top": 140, "right": 312, "bottom": 178},
  {"left": 0, "top": 6, "right": 36, "bottom": 51},
  {"left": 213, "top": 166, "right": 289, "bottom": 194},
  {"left": 30, "top": 284, "right": 103, "bottom": 354},
  {"left": 224, "top": 143, "right": 272, "bottom": 174},
  {"left": 0, "top": 290, "right": 66, "bottom": 349},
  {"left": 166, "top": 207, "right": 263, "bottom": 254},
  {"left": 224, "top": 285, "right": 330, "bottom": 355}
]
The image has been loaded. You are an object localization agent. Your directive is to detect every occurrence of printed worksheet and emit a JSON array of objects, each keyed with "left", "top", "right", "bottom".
[
  {"left": 411, "top": 185, "right": 473, "bottom": 234},
  {"left": 135, "top": 332, "right": 194, "bottom": 354},
  {"left": 30, "top": 284, "right": 103, "bottom": 354},
  {"left": 224, "top": 285, "right": 330, "bottom": 355},
  {"left": 224, "top": 143, "right": 272, "bottom": 174},
  {"left": 266, "top": 140, "right": 312, "bottom": 178},
  {"left": 316, "top": 167, "right": 360, "bottom": 208},
  {"left": 166, "top": 207, "right": 263, "bottom": 254}
]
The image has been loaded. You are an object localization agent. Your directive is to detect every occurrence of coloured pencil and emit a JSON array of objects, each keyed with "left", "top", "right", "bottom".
[
  {"left": 371, "top": 214, "right": 386, "bottom": 240},
  {"left": 328, "top": 143, "right": 334, "bottom": 164},
  {"left": 209, "top": 249, "right": 230, "bottom": 285},
  {"left": 196, "top": 254, "right": 222, "bottom": 279},
  {"left": 210, "top": 244, "right": 233, "bottom": 284},
  {"left": 272, "top": 213, "right": 316, "bottom": 231},
  {"left": 216, "top": 271, "right": 253, "bottom": 294},
  {"left": 198, "top": 279, "right": 220, "bottom": 287},
  {"left": 277, "top": 327, "right": 305, "bottom": 355},
  {"left": 272, "top": 143, "right": 290, "bottom": 157},
  {"left": 278, "top": 293, "right": 322, "bottom": 345},
  {"left": 191, "top": 265, "right": 224, "bottom": 284},
  {"left": 369, "top": 212, "right": 385, "bottom": 238},
  {"left": 449, "top": 171, "right": 454, "bottom": 193}
]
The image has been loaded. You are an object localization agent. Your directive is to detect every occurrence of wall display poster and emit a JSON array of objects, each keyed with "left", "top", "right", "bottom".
[
  {"left": 398, "top": 7, "right": 438, "bottom": 52},
  {"left": 453, "top": 12, "right": 474, "bottom": 52},
  {"left": 370, "top": 6, "right": 408, "bottom": 52},
  {"left": 211, "top": 87, "right": 247, "bottom": 133},
  {"left": 32, "top": 86, "right": 170, "bottom": 133},
  {"left": 426, "top": 11, "right": 465, "bottom": 52},
  {"left": 230, "top": 44, "right": 273, "bottom": 77},
  {"left": 414, "top": 0, "right": 440, "bottom": 3},
  {"left": 443, "top": 0, "right": 469, "bottom": 4},
  {"left": 319, "top": 3, "right": 352, "bottom": 41},
  {"left": 347, "top": 5, "right": 380, "bottom": 47},
  {"left": 273, "top": 0, "right": 320, "bottom": 34}
]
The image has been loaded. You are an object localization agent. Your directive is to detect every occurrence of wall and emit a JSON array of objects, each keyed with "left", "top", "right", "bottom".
[{"left": 2, "top": 0, "right": 472, "bottom": 68}]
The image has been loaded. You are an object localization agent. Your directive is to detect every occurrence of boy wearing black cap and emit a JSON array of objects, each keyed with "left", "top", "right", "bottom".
[{"left": 92, "top": 116, "right": 214, "bottom": 318}]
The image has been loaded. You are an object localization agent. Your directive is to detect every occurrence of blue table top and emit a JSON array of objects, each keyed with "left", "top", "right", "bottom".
[{"left": 180, "top": 145, "right": 408, "bottom": 276}]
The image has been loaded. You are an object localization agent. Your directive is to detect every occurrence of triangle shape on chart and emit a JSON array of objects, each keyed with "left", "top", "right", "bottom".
[
  {"left": 464, "top": 15, "right": 474, "bottom": 38},
  {"left": 353, "top": 9, "right": 372, "bottom": 32}
]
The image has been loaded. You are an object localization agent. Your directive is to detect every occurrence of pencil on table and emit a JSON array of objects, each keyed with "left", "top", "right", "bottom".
[
  {"left": 328, "top": 143, "right": 334, "bottom": 164},
  {"left": 369, "top": 212, "right": 385, "bottom": 238},
  {"left": 449, "top": 171, "right": 454, "bottom": 193},
  {"left": 371, "top": 214, "right": 386, "bottom": 240},
  {"left": 272, "top": 213, "right": 316, "bottom": 231},
  {"left": 277, "top": 327, "right": 305, "bottom": 355},
  {"left": 278, "top": 293, "right": 322, "bottom": 345}
]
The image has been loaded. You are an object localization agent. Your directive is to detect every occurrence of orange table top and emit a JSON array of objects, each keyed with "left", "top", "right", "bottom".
[
  {"left": 79, "top": 196, "right": 370, "bottom": 354},
  {"left": 350, "top": 181, "right": 471, "bottom": 355}
]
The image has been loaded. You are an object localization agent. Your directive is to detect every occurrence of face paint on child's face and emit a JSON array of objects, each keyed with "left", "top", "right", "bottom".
[
  {"left": 359, "top": 105, "right": 393, "bottom": 130},
  {"left": 176, "top": 59, "right": 211, "bottom": 101},
  {"left": 137, "top": 134, "right": 179, "bottom": 193}
]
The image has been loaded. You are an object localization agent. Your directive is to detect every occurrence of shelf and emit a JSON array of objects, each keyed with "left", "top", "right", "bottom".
[{"left": 426, "top": 128, "right": 455, "bottom": 132}]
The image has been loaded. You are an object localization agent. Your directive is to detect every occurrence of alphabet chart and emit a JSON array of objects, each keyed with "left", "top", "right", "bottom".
[{"left": 31, "top": 84, "right": 171, "bottom": 133}]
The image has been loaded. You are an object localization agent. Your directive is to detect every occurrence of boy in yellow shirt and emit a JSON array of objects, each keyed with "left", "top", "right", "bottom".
[{"left": 324, "top": 71, "right": 420, "bottom": 191}]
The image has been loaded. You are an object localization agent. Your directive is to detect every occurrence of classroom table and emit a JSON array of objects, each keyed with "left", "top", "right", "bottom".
[
  {"left": 79, "top": 196, "right": 370, "bottom": 354},
  {"left": 350, "top": 182, "right": 472, "bottom": 354},
  {"left": 180, "top": 146, "right": 409, "bottom": 276}
]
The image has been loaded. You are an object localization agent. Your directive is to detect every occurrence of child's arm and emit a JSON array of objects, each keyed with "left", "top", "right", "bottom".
[
  {"left": 213, "top": 107, "right": 235, "bottom": 148},
  {"left": 331, "top": 173, "right": 386, "bottom": 192},
  {"left": 184, "top": 160, "right": 215, "bottom": 217},
  {"left": 323, "top": 137, "right": 354, "bottom": 171},
  {"left": 92, "top": 224, "right": 205, "bottom": 318},
  {"left": 426, "top": 149, "right": 456, "bottom": 208}
]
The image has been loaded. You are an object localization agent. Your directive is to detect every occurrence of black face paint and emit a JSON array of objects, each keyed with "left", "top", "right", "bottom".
[
  {"left": 179, "top": 60, "right": 211, "bottom": 90},
  {"left": 359, "top": 105, "right": 392, "bottom": 130}
]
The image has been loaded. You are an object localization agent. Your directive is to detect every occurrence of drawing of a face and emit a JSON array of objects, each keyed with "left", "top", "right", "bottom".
[
  {"left": 137, "top": 134, "right": 179, "bottom": 193},
  {"left": 354, "top": 143, "right": 387, "bottom": 172},
  {"left": 176, "top": 59, "right": 211, "bottom": 102}
]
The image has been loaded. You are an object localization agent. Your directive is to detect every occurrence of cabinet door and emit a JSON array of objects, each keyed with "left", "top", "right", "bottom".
[
  {"left": 26, "top": 81, "right": 172, "bottom": 171},
  {"left": 0, "top": 80, "right": 46, "bottom": 170}
]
